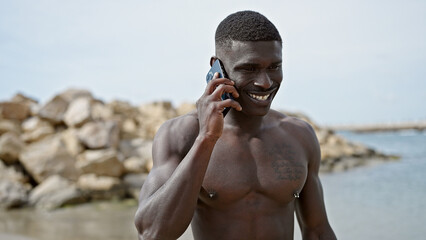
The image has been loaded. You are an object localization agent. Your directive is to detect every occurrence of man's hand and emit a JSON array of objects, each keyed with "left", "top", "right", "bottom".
[{"left": 196, "top": 73, "right": 242, "bottom": 140}]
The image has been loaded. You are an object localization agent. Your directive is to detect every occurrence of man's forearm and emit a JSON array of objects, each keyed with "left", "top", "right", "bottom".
[
  {"left": 302, "top": 226, "right": 337, "bottom": 240},
  {"left": 135, "top": 135, "right": 217, "bottom": 239}
]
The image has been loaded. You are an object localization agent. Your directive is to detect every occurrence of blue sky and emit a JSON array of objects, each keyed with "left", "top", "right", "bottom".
[{"left": 1, "top": 0, "right": 425, "bottom": 125}]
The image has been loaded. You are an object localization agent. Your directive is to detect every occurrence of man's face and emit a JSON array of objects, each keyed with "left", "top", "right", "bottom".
[{"left": 218, "top": 40, "right": 283, "bottom": 116}]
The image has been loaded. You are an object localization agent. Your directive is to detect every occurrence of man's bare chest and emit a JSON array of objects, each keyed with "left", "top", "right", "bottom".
[{"left": 200, "top": 133, "right": 308, "bottom": 206}]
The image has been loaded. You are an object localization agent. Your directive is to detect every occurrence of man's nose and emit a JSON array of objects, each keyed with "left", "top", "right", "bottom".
[{"left": 254, "top": 72, "right": 273, "bottom": 89}]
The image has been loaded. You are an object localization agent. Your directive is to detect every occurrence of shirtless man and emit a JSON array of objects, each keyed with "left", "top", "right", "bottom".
[{"left": 134, "top": 10, "right": 336, "bottom": 240}]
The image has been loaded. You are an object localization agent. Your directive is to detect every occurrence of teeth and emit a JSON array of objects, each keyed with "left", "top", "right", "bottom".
[{"left": 249, "top": 93, "right": 270, "bottom": 101}]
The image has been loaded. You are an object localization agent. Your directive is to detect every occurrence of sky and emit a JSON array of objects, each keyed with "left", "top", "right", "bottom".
[{"left": 1, "top": 0, "right": 425, "bottom": 125}]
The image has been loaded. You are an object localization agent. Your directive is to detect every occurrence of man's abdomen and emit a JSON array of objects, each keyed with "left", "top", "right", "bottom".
[{"left": 192, "top": 198, "right": 295, "bottom": 240}]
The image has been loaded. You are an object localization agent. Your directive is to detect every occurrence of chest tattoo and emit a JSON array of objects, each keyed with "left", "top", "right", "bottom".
[{"left": 270, "top": 143, "right": 305, "bottom": 181}]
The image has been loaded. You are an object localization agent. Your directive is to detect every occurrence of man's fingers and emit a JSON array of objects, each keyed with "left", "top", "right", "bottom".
[
  {"left": 206, "top": 76, "right": 234, "bottom": 95},
  {"left": 211, "top": 84, "right": 239, "bottom": 100},
  {"left": 219, "top": 99, "right": 242, "bottom": 112}
]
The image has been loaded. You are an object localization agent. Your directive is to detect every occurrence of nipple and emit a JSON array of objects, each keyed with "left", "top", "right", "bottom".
[
  {"left": 200, "top": 186, "right": 216, "bottom": 199},
  {"left": 293, "top": 191, "right": 300, "bottom": 198},
  {"left": 208, "top": 191, "right": 216, "bottom": 199}
]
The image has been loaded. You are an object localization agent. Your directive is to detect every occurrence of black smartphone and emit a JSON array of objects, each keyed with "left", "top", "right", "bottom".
[{"left": 206, "top": 59, "right": 233, "bottom": 116}]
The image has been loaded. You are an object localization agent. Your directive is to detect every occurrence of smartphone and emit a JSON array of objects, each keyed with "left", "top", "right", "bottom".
[{"left": 206, "top": 59, "right": 233, "bottom": 116}]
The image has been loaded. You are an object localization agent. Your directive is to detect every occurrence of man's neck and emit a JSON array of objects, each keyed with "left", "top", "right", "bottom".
[{"left": 224, "top": 109, "right": 266, "bottom": 136}]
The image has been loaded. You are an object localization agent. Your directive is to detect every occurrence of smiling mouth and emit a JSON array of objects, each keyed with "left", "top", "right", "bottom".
[{"left": 248, "top": 93, "right": 271, "bottom": 101}]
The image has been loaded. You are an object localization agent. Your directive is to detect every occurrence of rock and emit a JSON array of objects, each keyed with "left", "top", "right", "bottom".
[
  {"left": 123, "top": 173, "right": 148, "bottom": 199},
  {"left": 28, "top": 103, "right": 42, "bottom": 117},
  {"left": 0, "top": 161, "right": 30, "bottom": 185},
  {"left": 352, "top": 144, "right": 374, "bottom": 157},
  {"left": 176, "top": 102, "right": 196, "bottom": 116},
  {"left": 320, "top": 134, "right": 369, "bottom": 159},
  {"left": 0, "top": 179, "right": 29, "bottom": 209},
  {"left": 20, "top": 116, "right": 55, "bottom": 143},
  {"left": 317, "top": 128, "right": 393, "bottom": 172},
  {"left": 138, "top": 101, "right": 177, "bottom": 139},
  {"left": 0, "top": 119, "right": 21, "bottom": 136},
  {"left": 77, "top": 174, "right": 126, "bottom": 200},
  {"left": 77, "top": 174, "right": 122, "bottom": 191},
  {"left": 19, "top": 134, "right": 79, "bottom": 183},
  {"left": 11, "top": 93, "right": 39, "bottom": 117},
  {"left": 139, "top": 101, "right": 176, "bottom": 119},
  {"left": 75, "top": 149, "right": 124, "bottom": 177},
  {"left": 38, "top": 95, "right": 69, "bottom": 124},
  {"left": 60, "top": 128, "right": 84, "bottom": 157},
  {"left": 58, "top": 88, "right": 93, "bottom": 103},
  {"left": 0, "top": 132, "right": 25, "bottom": 164},
  {"left": 321, "top": 144, "right": 345, "bottom": 160},
  {"left": 29, "top": 175, "right": 85, "bottom": 210},
  {"left": 107, "top": 100, "right": 139, "bottom": 117},
  {"left": 63, "top": 97, "right": 92, "bottom": 127},
  {"left": 123, "top": 173, "right": 148, "bottom": 189},
  {"left": 105, "top": 100, "right": 140, "bottom": 139},
  {"left": 11, "top": 93, "right": 38, "bottom": 104},
  {"left": 91, "top": 101, "right": 113, "bottom": 121},
  {"left": 119, "top": 139, "right": 152, "bottom": 172},
  {"left": 329, "top": 157, "right": 360, "bottom": 172},
  {"left": 327, "top": 134, "right": 347, "bottom": 145},
  {"left": 0, "top": 160, "right": 31, "bottom": 209},
  {"left": 120, "top": 118, "right": 139, "bottom": 139},
  {"left": 123, "top": 156, "right": 148, "bottom": 173},
  {"left": 22, "top": 116, "right": 48, "bottom": 132},
  {"left": 315, "top": 128, "right": 332, "bottom": 145},
  {"left": 78, "top": 120, "right": 120, "bottom": 149},
  {"left": 321, "top": 134, "right": 348, "bottom": 159},
  {"left": 119, "top": 138, "right": 152, "bottom": 158},
  {"left": 0, "top": 101, "right": 30, "bottom": 120}
]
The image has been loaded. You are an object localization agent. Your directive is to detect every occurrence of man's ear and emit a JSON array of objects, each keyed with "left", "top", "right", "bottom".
[{"left": 210, "top": 56, "right": 218, "bottom": 67}]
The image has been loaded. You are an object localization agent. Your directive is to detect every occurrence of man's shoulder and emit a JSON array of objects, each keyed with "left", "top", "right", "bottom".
[
  {"left": 154, "top": 110, "right": 199, "bottom": 155},
  {"left": 267, "top": 109, "right": 317, "bottom": 143},
  {"left": 268, "top": 109, "right": 320, "bottom": 161},
  {"left": 268, "top": 109, "right": 314, "bottom": 131},
  {"left": 160, "top": 110, "right": 198, "bottom": 132}
]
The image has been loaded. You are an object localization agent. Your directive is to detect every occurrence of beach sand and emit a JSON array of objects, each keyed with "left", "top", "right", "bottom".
[{"left": 0, "top": 200, "right": 194, "bottom": 240}]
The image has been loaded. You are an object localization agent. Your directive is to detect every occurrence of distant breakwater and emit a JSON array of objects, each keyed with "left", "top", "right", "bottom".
[{"left": 330, "top": 121, "right": 426, "bottom": 133}]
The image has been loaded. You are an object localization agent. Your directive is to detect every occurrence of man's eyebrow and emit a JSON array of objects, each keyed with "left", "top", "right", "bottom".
[
  {"left": 270, "top": 61, "right": 282, "bottom": 65},
  {"left": 234, "top": 63, "right": 261, "bottom": 68},
  {"left": 234, "top": 61, "right": 282, "bottom": 68}
]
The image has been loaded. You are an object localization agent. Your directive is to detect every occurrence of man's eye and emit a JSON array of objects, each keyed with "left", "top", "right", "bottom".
[
  {"left": 268, "top": 65, "right": 281, "bottom": 70},
  {"left": 243, "top": 67, "right": 256, "bottom": 72}
]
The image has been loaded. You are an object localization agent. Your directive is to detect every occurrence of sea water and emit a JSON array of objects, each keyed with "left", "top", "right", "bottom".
[{"left": 294, "top": 130, "right": 426, "bottom": 240}]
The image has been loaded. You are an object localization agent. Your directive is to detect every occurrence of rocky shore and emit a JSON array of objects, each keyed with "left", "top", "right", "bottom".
[{"left": 0, "top": 89, "right": 398, "bottom": 210}]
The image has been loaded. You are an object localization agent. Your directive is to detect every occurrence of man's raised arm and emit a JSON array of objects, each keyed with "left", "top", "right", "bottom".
[
  {"left": 134, "top": 75, "right": 241, "bottom": 240},
  {"left": 134, "top": 116, "right": 218, "bottom": 239}
]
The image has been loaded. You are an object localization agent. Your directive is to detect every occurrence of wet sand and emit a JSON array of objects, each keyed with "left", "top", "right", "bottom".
[
  {"left": 0, "top": 233, "right": 34, "bottom": 240},
  {"left": 0, "top": 200, "right": 193, "bottom": 240}
]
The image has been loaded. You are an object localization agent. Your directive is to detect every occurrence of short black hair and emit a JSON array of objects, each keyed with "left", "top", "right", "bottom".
[{"left": 215, "top": 10, "right": 282, "bottom": 48}]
